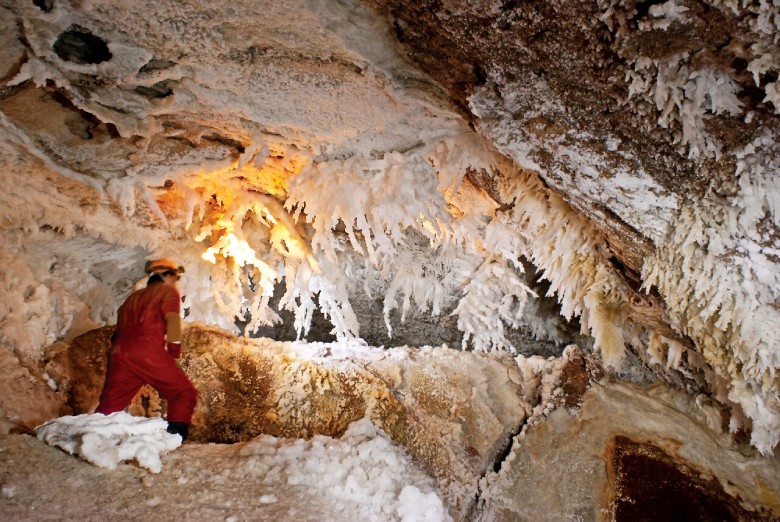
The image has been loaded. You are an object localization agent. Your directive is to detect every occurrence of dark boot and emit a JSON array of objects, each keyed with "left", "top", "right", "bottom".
[{"left": 166, "top": 421, "right": 190, "bottom": 442}]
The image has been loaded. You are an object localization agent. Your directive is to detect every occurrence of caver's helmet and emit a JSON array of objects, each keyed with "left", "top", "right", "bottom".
[{"left": 144, "top": 258, "right": 185, "bottom": 276}]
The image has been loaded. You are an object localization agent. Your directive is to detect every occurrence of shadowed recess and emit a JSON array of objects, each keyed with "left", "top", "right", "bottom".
[
  {"left": 610, "top": 436, "right": 769, "bottom": 521},
  {"left": 53, "top": 26, "right": 112, "bottom": 64}
]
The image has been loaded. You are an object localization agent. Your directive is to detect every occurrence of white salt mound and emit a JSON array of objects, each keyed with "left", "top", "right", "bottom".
[{"left": 35, "top": 412, "right": 181, "bottom": 473}]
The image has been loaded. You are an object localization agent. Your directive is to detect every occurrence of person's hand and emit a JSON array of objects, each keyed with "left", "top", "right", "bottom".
[{"left": 167, "top": 342, "right": 182, "bottom": 359}]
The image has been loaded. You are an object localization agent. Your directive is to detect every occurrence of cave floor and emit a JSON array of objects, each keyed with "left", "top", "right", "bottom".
[
  {"left": 1, "top": 429, "right": 433, "bottom": 521},
  {"left": 6, "top": 382, "right": 780, "bottom": 522},
  {"left": 0, "top": 434, "right": 341, "bottom": 521}
]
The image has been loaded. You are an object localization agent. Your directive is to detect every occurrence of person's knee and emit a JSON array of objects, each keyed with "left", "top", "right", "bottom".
[
  {"left": 169, "top": 380, "right": 197, "bottom": 408},
  {"left": 183, "top": 381, "right": 198, "bottom": 403}
]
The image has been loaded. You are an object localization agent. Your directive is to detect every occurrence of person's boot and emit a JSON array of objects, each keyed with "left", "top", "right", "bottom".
[{"left": 166, "top": 421, "right": 190, "bottom": 442}]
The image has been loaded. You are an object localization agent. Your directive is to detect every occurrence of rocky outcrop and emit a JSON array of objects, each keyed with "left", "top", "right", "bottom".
[
  {"left": 42, "top": 324, "right": 529, "bottom": 518},
  {"left": 44, "top": 326, "right": 114, "bottom": 415},
  {"left": 610, "top": 436, "right": 766, "bottom": 521},
  {"left": 181, "top": 326, "right": 531, "bottom": 518},
  {"left": 0, "top": 342, "right": 69, "bottom": 434},
  {"left": 18, "top": 323, "right": 780, "bottom": 519},
  {"left": 478, "top": 381, "right": 780, "bottom": 520}
]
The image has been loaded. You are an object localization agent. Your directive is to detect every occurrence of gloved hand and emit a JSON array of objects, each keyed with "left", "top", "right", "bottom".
[{"left": 167, "top": 341, "right": 182, "bottom": 359}]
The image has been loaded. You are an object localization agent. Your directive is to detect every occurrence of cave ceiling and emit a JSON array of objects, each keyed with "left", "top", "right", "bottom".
[{"left": 0, "top": 0, "right": 778, "bottom": 454}]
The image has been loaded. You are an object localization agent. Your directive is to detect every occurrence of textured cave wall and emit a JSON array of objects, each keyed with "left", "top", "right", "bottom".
[
  {"left": 0, "top": 0, "right": 586, "bottom": 353},
  {"left": 361, "top": 0, "right": 779, "bottom": 331},
  {"left": 478, "top": 382, "right": 780, "bottom": 520},
  {"left": 365, "top": 0, "right": 780, "bottom": 453},
  {"left": 0, "top": 0, "right": 778, "bottom": 455},
  {"left": 366, "top": 0, "right": 777, "bottom": 223}
]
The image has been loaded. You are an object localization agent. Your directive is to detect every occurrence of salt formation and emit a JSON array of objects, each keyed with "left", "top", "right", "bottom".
[
  {"left": 0, "top": 0, "right": 779, "bottom": 512},
  {"left": 42, "top": 324, "right": 527, "bottom": 518},
  {"left": 233, "top": 418, "right": 451, "bottom": 521},
  {"left": 36, "top": 412, "right": 180, "bottom": 473},
  {"left": 4, "top": 416, "right": 452, "bottom": 521},
  {"left": 17, "top": 332, "right": 780, "bottom": 520},
  {"left": 478, "top": 381, "right": 780, "bottom": 520}
]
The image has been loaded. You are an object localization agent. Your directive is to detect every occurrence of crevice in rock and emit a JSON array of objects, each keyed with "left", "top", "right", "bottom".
[
  {"left": 166, "top": 135, "right": 198, "bottom": 149},
  {"left": 32, "top": 0, "right": 53, "bottom": 12},
  {"left": 138, "top": 59, "right": 176, "bottom": 74},
  {"left": 488, "top": 418, "right": 528, "bottom": 476},
  {"left": 203, "top": 134, "right": 246, "bottom": 154},
  {"left": 49, "top": 88, "right": 120, "bottom": 139},
  {"left": 134, "top": 81, "right": 174, "bottom": 99},
  {"left": 607, "top": 254, "right": 642, "bottom": 292},
  {"left": 472, "top": 63, "right": 487, "bottom": 86},
  {"left": 472, "top": 350, "right": 594, "bottom": 520},
  {"left": 53, "top": 26, "right": 112, "bottom": 65},
  {"left": 0, "top": 80, "right": 31, "bottom": 101}
]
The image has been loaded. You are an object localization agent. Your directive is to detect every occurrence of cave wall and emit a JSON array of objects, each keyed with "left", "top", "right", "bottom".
[
  {"left": 0, "top": 0, "right": 778, "bottom": 456},
  {"left": 365, "top": 0, "right": 780, "bottom": 454}
]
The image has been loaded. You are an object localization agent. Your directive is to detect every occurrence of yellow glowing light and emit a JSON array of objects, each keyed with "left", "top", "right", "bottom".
[
  {"left": 191, "top": 146, "right": 318, "bottom": 278},
  {"left": 203, "top": 232, "right": 251, "bottom": 265},
  {"left": 269, "top": 223, "right": 321, "bottom": 272},
  {"left": 240, "top": 144, "right": 308, "bottom": 198},
  {"left": 270, "top": 223, "right": 303, "bottom": 258},
  {"left": 420, "top": 213, "right": 437, "bottom": 235},
  {"left": 201, "top": 231, "right": 279, "bottom": 279}
]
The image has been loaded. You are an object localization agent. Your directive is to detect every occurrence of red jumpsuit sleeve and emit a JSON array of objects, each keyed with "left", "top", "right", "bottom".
[{"left": 159, "top": 286, "right": 181, "bottom": 319}]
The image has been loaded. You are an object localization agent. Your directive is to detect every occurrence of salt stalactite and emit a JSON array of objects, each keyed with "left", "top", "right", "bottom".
[
  {"left": 627, "top": 54, "right": 744, "bottom": 160},
  {"left": 642, "top": 131, "right": 780, "bottom": 455},
  {"left": 453, "top": 257, "right": 536, "bottom": 353},
  {"left": 642, "top": 216, "right": 779, "bottom": 451},
  {"left": 492, "top": 167, "right": 634, "bottom": 367},
  {"left": 605, "top": 0, "right": 778, "bottom": 161},
  {"left": 175, "top": 132, "right": 640, "bottom": 362}
]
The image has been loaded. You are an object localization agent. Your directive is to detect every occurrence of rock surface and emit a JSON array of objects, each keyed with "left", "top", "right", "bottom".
[
  {"left": 0, "top": 0, "right": 778, "bottom": 478},
  {"left": 478, "top": 381, "right": 780, "bottom": 520},
  {"left": 0, "top": 342, "right": 69, "bottom": 434},
  {"left": 42, "top": 324, "right": 529, "bottom": 518}
]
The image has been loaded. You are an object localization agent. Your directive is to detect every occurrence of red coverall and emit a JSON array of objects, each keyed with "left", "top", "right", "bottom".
[{"left": 96, "top": 281, "right": 198, "bottom": 424}]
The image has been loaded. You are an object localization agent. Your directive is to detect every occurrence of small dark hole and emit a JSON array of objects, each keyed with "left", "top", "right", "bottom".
[
  {"left": 33, "top": 0, "right": 54, "bottom": 12},
  {"left": 139, "top": 59, "right": 176, "bottom": 74},
  {"left": 134, "top": 81, "right": 174, "bottom": 99},
  {"left": 53, "top": 26, "right": 112, "bottom": 64},
  {"left": 473, "top": 64, "right": 487, "bottom": 86}
]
